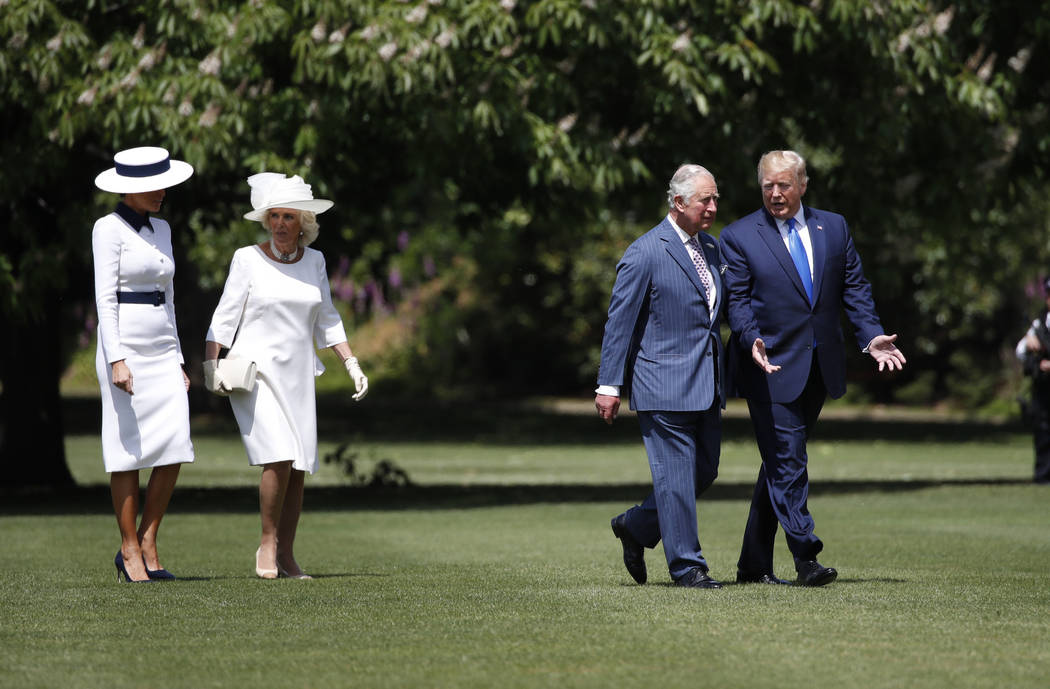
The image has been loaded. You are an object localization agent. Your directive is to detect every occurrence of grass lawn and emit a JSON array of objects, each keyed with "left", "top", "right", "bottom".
[{"left": 2, "top": 399, "right": 1047, "bottom": 688}]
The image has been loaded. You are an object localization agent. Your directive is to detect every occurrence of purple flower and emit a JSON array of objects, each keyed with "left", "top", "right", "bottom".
[
  {"left": 365, "top": 280, "right": 387, "bottom": 311},
  {"left": 423, "top": 256, "right": 436, "bottom": 277},
  {"left": 397, "top": 230, "right": 410, "bottom": 251},
  {"left": 79, "top": 314, "right": 97, "bottom": 348},
  {"left": 388, "top": 266, "right": 402, "bottom": 289},
  {"left": 335, "top": 279, "right": 355, "bottom": 302}
]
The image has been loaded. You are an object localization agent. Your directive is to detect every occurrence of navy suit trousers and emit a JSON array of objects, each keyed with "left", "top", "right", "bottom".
[
  {"left": 623, "top": 405, "right": 720, "bottom": 580},
  {"left": 738, "top": 355, "right": 827, "bottom": 576}
]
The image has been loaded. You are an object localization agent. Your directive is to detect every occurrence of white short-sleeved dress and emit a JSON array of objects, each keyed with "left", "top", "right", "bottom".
[
  {"left": 206, "top": 245, "right": 348, "bottom": 474},
  {"left": 92, "top": 208, "right": 194, "bottom": 472}
]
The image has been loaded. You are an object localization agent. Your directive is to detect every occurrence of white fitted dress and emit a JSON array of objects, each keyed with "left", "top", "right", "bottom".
[
  {"left": 92, "top": 210, "right": 194, "bottom": 472},
  {"left": 206, "top": 245, "right": 348, "bottom": 474}
]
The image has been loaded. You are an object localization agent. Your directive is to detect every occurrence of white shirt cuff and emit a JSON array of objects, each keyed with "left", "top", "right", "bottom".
[{"left": 595, "top": 385, "right": 620, "bottom": 397}]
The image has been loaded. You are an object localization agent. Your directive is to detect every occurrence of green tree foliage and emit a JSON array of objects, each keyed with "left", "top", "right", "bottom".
[{"left": 2, "top": 0, "right": 1049, "bottom": 483}]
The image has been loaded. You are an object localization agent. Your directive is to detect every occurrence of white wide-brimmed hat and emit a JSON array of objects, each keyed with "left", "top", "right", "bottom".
[
  {"left": 94, "top": 146, "right": 194, "bottom": 193},
  {"left": 243, "top": 172, "right": 333, "bottom": 221}
]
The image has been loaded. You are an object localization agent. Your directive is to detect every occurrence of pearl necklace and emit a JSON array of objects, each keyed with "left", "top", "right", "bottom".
[{"left": 270, "top": 239, "right": 298, "bottom": 262}]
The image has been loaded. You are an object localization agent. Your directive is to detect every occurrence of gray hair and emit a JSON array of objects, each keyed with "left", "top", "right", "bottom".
[
  {"left": 261, "top": 209, "right": 320, "bottom": 247},
  {"left": 667, "top": 164, "right": 715, "bottom": 208},
  {"left": 757, "top": 150, "right": 808, "bottom": 186}
]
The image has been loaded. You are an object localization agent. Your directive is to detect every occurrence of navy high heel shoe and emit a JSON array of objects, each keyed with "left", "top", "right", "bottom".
[
  {"left": 114, "top": 551, "right": 152, "bottom": 583},
  {"left": 144, "top": 558, "right": 176, "bottom": 581}
]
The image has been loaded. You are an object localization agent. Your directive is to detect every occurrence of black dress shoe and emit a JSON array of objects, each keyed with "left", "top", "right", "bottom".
[
  {"left": 736, "top": 572, "right": 791, "bottom": 585},
  {"left": 610, "top": 514, "right": 646, "bottom": 584},
  {"left": 795, "top": 560, "right": 838, "bottom": 587},
  {"left": 674, "top": 567, "right": 722, "bottom": 589}
]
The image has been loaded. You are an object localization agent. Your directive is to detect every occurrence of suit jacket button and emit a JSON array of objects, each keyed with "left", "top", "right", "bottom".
[{"left": 706, "top": 351, "right": 712, "bottom": 357}]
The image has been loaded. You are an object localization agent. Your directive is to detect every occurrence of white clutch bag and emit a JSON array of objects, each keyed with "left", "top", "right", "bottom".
[{"left": 217, "top": 356, "right": 257, "bottom": 392}]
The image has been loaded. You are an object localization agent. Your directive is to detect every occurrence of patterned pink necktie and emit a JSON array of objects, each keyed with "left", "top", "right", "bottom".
[{"left": 687, "top": 236, "right": 712, "bottom": 301}]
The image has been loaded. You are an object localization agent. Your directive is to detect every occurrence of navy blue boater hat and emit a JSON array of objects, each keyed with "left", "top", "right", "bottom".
[{"left": 94, "top": 146, "right": 193, "bottom": 194}]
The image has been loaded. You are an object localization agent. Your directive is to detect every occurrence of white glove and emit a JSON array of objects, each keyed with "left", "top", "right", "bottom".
[
  {"left": 344, "top": 356, "right": 369, "bottom": 401},
  {"left": 203, "top": 360, "right": 231, "bottom": 397}
]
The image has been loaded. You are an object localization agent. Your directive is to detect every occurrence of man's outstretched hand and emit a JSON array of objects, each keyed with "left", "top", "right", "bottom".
[{"left": 868, "top": 333, "right": 907, "bottom": 372}]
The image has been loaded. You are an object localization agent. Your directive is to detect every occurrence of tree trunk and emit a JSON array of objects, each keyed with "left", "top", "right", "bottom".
[{"left": 0, "top": 308, "right": 75, "bottom": 487}]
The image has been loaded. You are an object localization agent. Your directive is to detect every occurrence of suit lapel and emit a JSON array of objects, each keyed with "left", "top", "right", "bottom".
[
  {"left": 756, "top": 210, "right": 811, "bottom": 306},
  {"left": 659, "top": 221, "right": 709, "bottom": 305}
]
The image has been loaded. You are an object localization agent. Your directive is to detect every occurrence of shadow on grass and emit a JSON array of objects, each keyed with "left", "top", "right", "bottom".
[
  {"left": 718, "top": 576, "right": 910, "bottom": 588},
  {"left": 22, "top": 394, "right": 1028, "bottom": 517},
  {"left": 167, "top": 572, "right": 388, "bottom": 582},
  {"left": 1, "top": 477, "right": 1032, "bottom": 516}
]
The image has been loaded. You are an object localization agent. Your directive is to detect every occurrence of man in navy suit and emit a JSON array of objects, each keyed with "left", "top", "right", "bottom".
[
  {"left": 596, "top": 164, "right": 726, "bottom": 589},
  {"left": 720, "top": 150, "right": 906, "bottom": 586}
]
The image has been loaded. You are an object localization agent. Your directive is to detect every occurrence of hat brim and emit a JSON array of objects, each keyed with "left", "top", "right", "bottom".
[
  {"left": 244, "top": 199, "right": 334, "bottom": 221},
  {"left": 94, "top": 160, "right": 194, "bottom": 194}
]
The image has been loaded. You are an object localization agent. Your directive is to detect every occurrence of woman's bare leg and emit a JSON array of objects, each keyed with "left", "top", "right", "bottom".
[
  {"left": 110, "top": 470, "right": 149, "bottom": 581},
  {"left": 258, "top": 461, "right": 292, "bottom": 577},
  {"left": 138, "top": 464, "right": 181, "bottom": 570},
  {"left": 276, "top": 469, "right": 307, "bottom": 576}
]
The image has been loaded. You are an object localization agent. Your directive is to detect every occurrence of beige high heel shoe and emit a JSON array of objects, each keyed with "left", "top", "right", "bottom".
[{"left": 255, "top": 547, "right": 278, "bottom": 579}]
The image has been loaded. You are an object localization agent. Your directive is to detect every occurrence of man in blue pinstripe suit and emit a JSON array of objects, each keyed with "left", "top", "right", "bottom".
[{"left": 596, "top": 164, "right": 726, "bottom": 589}]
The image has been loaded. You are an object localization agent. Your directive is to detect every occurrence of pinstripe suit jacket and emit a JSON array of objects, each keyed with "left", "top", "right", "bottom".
[{"left": 597, "top": 217, "right": 726, "bottom": 412}]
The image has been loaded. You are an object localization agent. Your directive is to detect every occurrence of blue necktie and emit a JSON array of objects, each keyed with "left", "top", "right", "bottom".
[{"left": 786, "top": 218, "right": 813, "bottom": 303}]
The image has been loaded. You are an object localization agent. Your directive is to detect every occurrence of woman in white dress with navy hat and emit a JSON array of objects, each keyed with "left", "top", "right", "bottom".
[
  {"left": 204, "top": 173, "right": 369, "bottom": 580},
  {"left": 92, "top": 146, "right": 195, "bottom": 583}
]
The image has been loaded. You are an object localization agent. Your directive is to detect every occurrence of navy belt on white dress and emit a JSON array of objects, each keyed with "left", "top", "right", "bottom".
[{"left": 116, "top": 291, "right": 165, "bottom": 305}]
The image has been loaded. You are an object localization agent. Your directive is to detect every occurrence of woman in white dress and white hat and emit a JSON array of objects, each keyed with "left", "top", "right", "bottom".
[
  {"left": 204, "top": 173, "right": 369, "bottom": 580},
  {"left": 92, "top": 146, "right": 195, "bottom": 583}
]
